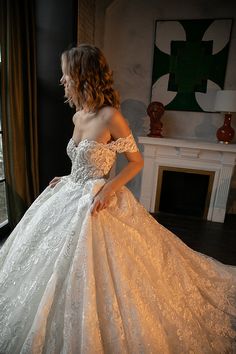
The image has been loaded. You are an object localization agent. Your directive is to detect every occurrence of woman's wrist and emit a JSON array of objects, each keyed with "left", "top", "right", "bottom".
[{"left": 102, "top": 181, "right": 117, "bottom": 195}]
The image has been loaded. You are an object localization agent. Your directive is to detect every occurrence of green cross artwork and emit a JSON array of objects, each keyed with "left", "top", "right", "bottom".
[{"left": 151, "top": 19, "right": 233, "bottom": 112}]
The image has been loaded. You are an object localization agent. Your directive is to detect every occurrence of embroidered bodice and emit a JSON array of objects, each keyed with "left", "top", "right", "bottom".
[{"left": 65, "top": 133, "right": 139, "bottom": 184}]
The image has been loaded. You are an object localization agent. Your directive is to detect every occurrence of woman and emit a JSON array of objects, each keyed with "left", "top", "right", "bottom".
[{"left": 0, "top": 44, "right": 235, "bottom": 354}]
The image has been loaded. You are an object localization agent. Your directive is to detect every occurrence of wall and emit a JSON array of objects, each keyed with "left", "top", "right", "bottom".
[{"left": 95, "top": 0, "right": 236, "bottom": 213}]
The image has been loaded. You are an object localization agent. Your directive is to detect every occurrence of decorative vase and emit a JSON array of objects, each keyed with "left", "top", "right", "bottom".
[
  {"left": 147, "top": 101, "right": 165, "bottom": 138},
  {"left": 217, "top": 113, "right": 235, "bottom": 144}
]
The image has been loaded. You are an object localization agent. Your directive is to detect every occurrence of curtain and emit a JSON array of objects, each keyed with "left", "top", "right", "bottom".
[
  {"left": 77, "top": 0, "right": 95, "bottom": 44},
  {"left": 0, "top": 0, "right": 39, "bottom": 228}
]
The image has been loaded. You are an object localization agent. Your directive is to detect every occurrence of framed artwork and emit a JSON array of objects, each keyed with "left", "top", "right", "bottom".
[{"left": 151, "top": 19, "right": 233, "bottom": 112}]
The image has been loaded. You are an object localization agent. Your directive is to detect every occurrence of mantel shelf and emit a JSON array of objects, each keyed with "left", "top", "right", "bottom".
[{"left": 138, "top": 136, "right": 236, "bottom": 153}]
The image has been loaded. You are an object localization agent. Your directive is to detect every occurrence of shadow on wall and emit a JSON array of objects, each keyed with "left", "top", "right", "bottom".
[{"left": 117, "top": 99, "right": 147, "bottom": 199}]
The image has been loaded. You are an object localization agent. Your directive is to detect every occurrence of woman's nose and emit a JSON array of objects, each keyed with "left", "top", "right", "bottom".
[{"left": 60, "top": 75, "right": 65, "bottom": 84}]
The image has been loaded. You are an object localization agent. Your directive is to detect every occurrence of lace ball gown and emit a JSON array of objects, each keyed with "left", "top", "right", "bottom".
[{"left": 0, "top": 127, "right": 235, "bottom": 354}]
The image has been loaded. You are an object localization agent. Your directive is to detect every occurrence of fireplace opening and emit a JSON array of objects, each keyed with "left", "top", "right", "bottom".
[{"left": 155, "top": 167, "right": 215, "bottom": 218}]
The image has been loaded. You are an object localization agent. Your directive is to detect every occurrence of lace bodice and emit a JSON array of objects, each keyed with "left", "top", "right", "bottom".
[{"left": 65, "top": 133, "right": 139, "bottom": 184}]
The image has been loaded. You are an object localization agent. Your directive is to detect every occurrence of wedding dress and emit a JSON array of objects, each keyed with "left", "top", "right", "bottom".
[{"left": 0, "top": 119, "right": 235, "bottom": 354}]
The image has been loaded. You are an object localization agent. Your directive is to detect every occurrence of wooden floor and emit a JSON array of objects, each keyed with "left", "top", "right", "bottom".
[{"left": 152, "top": 213, "right": 236, "bottom": 266}]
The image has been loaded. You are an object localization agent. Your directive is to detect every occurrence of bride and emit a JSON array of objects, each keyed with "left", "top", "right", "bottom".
[{"left": 0, "top": 44, "right": 235, "bottom": 354}]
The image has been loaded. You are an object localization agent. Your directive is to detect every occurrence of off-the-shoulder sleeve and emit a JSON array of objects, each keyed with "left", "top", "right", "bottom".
[{"left": 109, "top": 133, "right": 139, "bottom": 153}]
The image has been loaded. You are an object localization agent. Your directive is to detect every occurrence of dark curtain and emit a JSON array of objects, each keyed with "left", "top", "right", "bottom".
[{"left": 0, "top": 0, "right": 39, "bottom": 228}]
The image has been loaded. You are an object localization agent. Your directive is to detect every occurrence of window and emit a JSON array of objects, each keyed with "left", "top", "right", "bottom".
[{"left": 0, "top": 49, "right": 9, "bottom": 228}]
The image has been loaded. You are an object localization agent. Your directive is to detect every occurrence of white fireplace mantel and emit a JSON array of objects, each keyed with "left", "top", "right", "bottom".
[{"left": 138, "top": 136, "right": 236, "bottom": 223}]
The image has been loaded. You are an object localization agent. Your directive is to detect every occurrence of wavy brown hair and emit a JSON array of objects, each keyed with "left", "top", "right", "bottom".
[{"left": 61, "top": 44, "right": 120, "bottom": 112}]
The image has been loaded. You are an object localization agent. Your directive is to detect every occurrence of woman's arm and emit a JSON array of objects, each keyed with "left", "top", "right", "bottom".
[
  {"left": 103, "top": 109, "right": 144, "bottom": 193},
  {"left": 90, "top": 109, "right": 144, "bottom": 215}
]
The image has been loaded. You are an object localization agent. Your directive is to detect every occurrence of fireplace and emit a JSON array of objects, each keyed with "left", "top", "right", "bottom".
[
  {"left": 155, "top": 166, "right": 215, "bottom": 218},
  {"left": 138, "top": 136, "right": 236, "bottom": 223}
]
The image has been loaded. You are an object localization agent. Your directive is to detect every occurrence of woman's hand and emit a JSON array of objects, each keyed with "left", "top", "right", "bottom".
[
  {"left": 49, "top": 176, "right": 61, "bottom": 188},
  {"left": 90, "top": 186, "right": 114, "bottom": 216}
]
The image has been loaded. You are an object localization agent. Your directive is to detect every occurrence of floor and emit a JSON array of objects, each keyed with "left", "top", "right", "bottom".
[{"left": 152, "top": 212, "right": 236, "bottom": 266}]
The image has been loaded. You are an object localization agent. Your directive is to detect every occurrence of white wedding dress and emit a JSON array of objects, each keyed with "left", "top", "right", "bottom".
[{"left": 0, "top": 125, "right": 235, "bottom": 354}]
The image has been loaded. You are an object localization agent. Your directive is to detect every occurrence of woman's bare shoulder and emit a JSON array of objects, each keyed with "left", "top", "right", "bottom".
[
  {"left": 106, "top": 108, "right": 131, "bottom": 138},
  {"left": 107, "top": 108, "right": 128, "bottom": 126},
  {"left": 99, "top": 106, "right": 118, "bottom": 120}
]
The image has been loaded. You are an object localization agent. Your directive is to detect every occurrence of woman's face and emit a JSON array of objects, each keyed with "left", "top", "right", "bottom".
[{"left": 60, "top": 58, "right": 74, "bottom": 101}]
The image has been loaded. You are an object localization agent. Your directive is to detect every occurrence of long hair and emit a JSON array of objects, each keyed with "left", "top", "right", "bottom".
[{"left": 61, "top": 44, "right": 120, "bottom": 112}]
